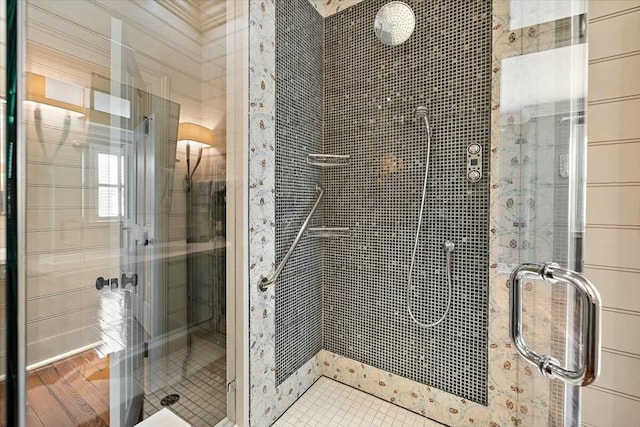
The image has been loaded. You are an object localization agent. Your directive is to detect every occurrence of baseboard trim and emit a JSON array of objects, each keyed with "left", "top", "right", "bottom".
[{"left": 0, "top": 341, "right": 101, "bottom": 381}]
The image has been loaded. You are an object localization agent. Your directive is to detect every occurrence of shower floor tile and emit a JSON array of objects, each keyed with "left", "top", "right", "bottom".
[
  {"left": 273, "top": 377, "right": 444, "bottom": 427},
  {"left": 143, "top": 333, "right": 227, "bottom": 426}
]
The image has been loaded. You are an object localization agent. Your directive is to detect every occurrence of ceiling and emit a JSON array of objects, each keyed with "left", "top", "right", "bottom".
[{"left": 154, "top": 0, "right": 227, "bottom": 33}]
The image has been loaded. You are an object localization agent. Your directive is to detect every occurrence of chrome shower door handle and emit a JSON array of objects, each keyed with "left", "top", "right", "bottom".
[{"left": 509, "top": 262, "right": 602, "bottom": 386}]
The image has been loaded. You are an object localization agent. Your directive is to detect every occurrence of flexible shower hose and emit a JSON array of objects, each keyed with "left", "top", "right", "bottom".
[{"left": 407, "top": 118, "right": 454, "bottom": 328}]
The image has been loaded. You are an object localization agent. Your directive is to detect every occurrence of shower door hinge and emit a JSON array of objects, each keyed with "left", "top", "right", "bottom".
[{"left": 143, "top": 342, "right": 149, "bottom": 358}]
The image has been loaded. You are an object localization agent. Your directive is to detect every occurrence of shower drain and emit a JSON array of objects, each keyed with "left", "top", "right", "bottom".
[{"left": 160, "top": 394, "right": 180, "bottom": 407}]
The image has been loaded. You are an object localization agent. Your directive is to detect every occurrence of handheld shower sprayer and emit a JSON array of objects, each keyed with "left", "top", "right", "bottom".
[
  {"left": 414, "top": 106, "right": 432, "bottom": 139},
  {"left": 407, "top": 106, "right": 453, "bottom": 328}
]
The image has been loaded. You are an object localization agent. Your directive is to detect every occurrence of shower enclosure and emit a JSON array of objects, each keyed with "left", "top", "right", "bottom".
[
  {"left": 247, "top": 1, "right": 601, "bottom": 426},
  {"left": 2, "top": 1, "right": 626, "bottom": 426}
]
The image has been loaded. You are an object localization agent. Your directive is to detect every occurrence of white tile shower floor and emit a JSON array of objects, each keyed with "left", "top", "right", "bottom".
[
  {"left": 143, "top": 332, "right": 227, "bottom": 426},
  {"left": 273, "top": 377, "right": 444, "bottom": 427}
]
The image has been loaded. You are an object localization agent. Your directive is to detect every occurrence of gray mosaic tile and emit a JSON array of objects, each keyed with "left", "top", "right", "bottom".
[
  {"left": 275, "top": 0, "right": 325, "bottom": 384},
  {"left": 275, "top": 0, "right": 491, "bottom": 405},
  {"left": 321, "top": 0, "right": 491, "bottom": 405}
]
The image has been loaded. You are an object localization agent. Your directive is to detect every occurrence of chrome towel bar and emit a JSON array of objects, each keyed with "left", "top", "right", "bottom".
[{"left": 258, "top": 186, "right": 324, "bottom": 292}]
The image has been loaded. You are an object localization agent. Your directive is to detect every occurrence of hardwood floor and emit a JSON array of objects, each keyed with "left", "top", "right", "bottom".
[
  {"left": 0, "top": 349, "right": 109, "bottom": 427},
  {"left": 0, "top": 336, "right": 226, "bottom": 426}
]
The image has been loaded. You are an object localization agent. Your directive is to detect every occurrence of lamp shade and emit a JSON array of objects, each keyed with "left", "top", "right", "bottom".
[
  {"left": 26, "top": 72, "right": 86, "bottom": 115},
  {"left": 177, "top": 122, "right": 214, "bottom": 147}
]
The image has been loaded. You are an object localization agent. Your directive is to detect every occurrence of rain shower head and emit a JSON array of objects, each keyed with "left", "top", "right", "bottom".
[
  {"left": 374, "top": 1, "right": 416, "bottom": 46},
  {"left": 414, "top": 106, "right": 432, "bottom": 138}
]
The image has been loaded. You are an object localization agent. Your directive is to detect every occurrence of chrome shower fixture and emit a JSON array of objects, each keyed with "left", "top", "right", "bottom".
[
  {"left": 414, "top": 105, "right": 429, "bottom": 118},
  {"left": 406, "top": 106, "right": 453, "bottom": 328},
  {"left": 414, "top": 106, "right": 432, "bottom": 139},
  {"left": 374, "top": 1, "right": 416, "bottom": 46},
  {"left": 443, "top": 240, "right": 455, "bottom": 254}
]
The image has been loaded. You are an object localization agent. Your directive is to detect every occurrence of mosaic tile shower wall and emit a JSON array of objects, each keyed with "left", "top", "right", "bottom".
[
  {"left": 322, "top": 0, "right": 492, "bottom": 404},
  {"left": 274, "top": 0, "right": 324, "bottom": 384}
]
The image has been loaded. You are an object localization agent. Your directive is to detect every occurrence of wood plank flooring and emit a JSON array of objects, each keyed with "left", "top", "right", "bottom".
[
  {"left": 0, "top": 336, "right": 226, "bottom": 426},
  {"left": 0, "top": 349, "right": 109, "bottom": 427}
]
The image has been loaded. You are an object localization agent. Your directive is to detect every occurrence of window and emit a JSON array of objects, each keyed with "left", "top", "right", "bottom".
[{"left": 97, "top": 152, "right": 124, "bottom": 218}]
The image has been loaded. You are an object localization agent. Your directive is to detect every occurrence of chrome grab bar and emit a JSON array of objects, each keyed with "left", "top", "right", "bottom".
[
  {"left": 509, "top": 262, "right": 601, "bottom": 386},
  {"left": 258, "top": 186, "right": 324, "bottom": 292}
]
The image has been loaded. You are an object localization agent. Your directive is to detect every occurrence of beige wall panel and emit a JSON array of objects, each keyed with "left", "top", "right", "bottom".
[
  {"left": 26, "top": 325, "right": 99, "bottom": 366},
  {"left": 28, "top": 1, "right": 202, "bottom": 71},
  {"left": 26, "top": 186, "right": 85, "bottom": 209},
  {"left": 586, "top": 186, "right": 640, "bottom": 226},
  {"left": 27, "top": 308, "right": 98, "bottom": 347},
  {"left": 26, "top": 163, "right": 85, "bottom": 187},
  {"left": 589, "top": 11, "right": 640, "bottom": 60},
  {"left": 26, "top": 209, "right": 103, "bottom": 231},
  {"left": 27, "top": 226, "right": 116, "bottom": 254},
  {"left": 594, "top": 351, "right": 640, "bottom": 397},
  {"left": 27, "top": 287, "right": 98, "bottom": 322},
  {"left": 584, "top": 267, "right": 640, "bottom": 313},
  {"left": 582, "top": 387, "right": 640, "bottom": 426},
  {"left": 601, "top": 310, "right": 640, "bottom": 355},
  {"left": 587, "top": 143, "right": 640, "bottom": 183},
  {"left": 27, "top": 267, "right": 105, "bottom": 299},
  {"left": 589, "top": 0, "right": 640, "bottom": 19},
  {"left": 584, "top": 227, "right": 640, "bottom": 269},
  {"left": 168, "top": 222, "right": 188, "bottom": 241},
  {"left": 589, "top": 54, "right": 640, "bottom": 101},
  {"left": 588, "top": 99, "right": 640, "bottom": 142},
  {"left": 25, "top": 249, "right": 119, "bottom": 276}
]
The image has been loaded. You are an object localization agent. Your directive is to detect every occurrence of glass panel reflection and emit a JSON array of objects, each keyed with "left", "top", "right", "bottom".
[
  {"left": 499, "top": 2, "right": 588, "bottom": 425},
  {"left": 22, "top": 1, "right": 232, "bottom": 425}
]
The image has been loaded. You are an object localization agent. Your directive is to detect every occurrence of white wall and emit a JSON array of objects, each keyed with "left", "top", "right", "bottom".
[
  {"left": 583, "top": 1, "right": 640, "bottom": 425},
  {"left": 0, "top": 0, "right": 229, "bottom": 372}
]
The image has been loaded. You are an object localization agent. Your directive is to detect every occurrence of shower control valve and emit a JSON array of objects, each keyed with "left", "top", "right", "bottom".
[
  {"left": 466, "top": 143, "right": 482, "bottom": 183},
  {"left": 468, "top": 170, "right": 481, "bottom": 182},
  {"left": 468, "top": 143, "right": 481, "bottom": 155}
]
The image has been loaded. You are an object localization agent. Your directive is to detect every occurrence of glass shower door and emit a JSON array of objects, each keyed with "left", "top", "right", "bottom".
[
  {"left": 499, "top": 1, "right": 600, "bottom": 425},
  {"left": 17, "top": 1, "right": 191, "bottom": 425},
  {"left": 105, "top": 20, "right": 147, "bottom": 426},
  {"left": 5, "top": 1, "right": 241, "bottom": 425}
]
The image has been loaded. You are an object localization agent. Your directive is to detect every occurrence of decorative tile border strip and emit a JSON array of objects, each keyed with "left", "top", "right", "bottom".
[
  {"left": 318, "top": 275, "right": 519, "bottom": 426},
  {"left": 248, "top": 1, "right": 322, "bottom": 426}
]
